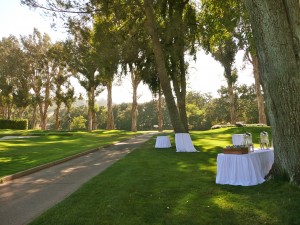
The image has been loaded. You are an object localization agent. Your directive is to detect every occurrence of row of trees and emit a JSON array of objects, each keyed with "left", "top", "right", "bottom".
[
  {"left": 17, "top": 0, "right": 300, "bottom": 184},
  {"left": 47, "top": 84, "right": 260, "bottom": 131},
  {"left": 20, "top": 0, "right": 267, "bottom": 133},
  {"left": 0, "top": 31, "right": 76, "bottom": 130}
]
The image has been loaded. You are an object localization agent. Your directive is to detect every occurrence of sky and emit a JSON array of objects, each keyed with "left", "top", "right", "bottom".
[{"left": 0, "top": 0, "right": 255, "bottom": 104}]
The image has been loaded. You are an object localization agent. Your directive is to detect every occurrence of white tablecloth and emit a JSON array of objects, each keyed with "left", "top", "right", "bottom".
[
  {"left": 155, "top": 136, "right": 171, "bottom": 148},
  {"left": 175, "top": 133, "right": 197, "bottom": 152},
  {"left": 232, "top": 134, "right": 245, "bottom": 145},
  {"left": 216, "top": 149, "right": 274, "bottom": 186}
]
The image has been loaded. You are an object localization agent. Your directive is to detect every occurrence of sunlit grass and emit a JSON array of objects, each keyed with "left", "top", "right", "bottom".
[
  {"left": 28, "top": 127, "right": 300, "bottom": 225},
  {"left": 0, "top": 129, "right": 140, "bottom": 178}
]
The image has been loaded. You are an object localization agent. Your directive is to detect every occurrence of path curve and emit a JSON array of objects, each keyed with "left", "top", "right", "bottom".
[{"left": 0, "top": 133, "right": 155, "bottom": 225}]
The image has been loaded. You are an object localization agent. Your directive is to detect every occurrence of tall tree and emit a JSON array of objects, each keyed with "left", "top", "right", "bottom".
[
  {"left": 198, "top": 0, "right": 241, "bottom": 124},
  {"left": 144, "top": 0, "right": 188, "bottom": 133},
  {"left": 63, "top": 86, "right": 76, "bottom": 131},
  {"left": 49, "top": 41, "right": 71, "bottom": 130},
  {"left": 239, "top": 7, "right": 267, "bottom": 125},
  {"left": 243, "top": 0, "right": 300, "bottom": 184},
  {"left": 93, "top": 12, "right": 120, "bottom": 130},
  {"left": 65, "top": 27, "right": 102, "bottom": 131},
  {"left": 0, "top": 35, "right": 29, "bottom": 119},
  {"left": 246, "top": 52, "right": 267, "bottom": 124},
  {"left": 128, "top": 64, "right": 141, "bottom": 132},
  {"left": 21, "top": 29, "right": 55, "bottom": 130}
]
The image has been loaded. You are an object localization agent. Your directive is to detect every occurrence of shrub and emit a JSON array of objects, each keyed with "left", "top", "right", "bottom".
[
  {"left": 0, "top": 119, "right": 28, "bottom": 130},
  {"left": 71, "top": 116, "right": 87, "bottom": 130},
  {"left": 211, "top": 124, "right": 236, "bottom": 129}
]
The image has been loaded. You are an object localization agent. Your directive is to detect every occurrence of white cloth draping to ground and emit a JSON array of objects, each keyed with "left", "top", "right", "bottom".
[
  {"left": 155, "top": 136, "right": 171, "bottom": 148},
  {"left": 216, "top": 149, "right": 274, "bottom": 186},
  {"left": 232, "top": 134, "right": 246, "bottom": 145},
  {"left": 175, "top": 133, "right": 197, "bottom": 152}
]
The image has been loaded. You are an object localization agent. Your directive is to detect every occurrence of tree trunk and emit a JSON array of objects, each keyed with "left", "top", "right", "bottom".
[
  {"left": 87, "top": 87, "right": 94, "bottom": 131},
  {"left": 7, "top": 101, "right": 12, "bottom": 120},
  {"left": 92, "top": 112, "right": 98, "bottom": 130},
  {"left": 168, "top": 4, "right": 189, "bottom": 132},
  {"left": 18, "top": 108, "right": 25, "bottom": 119},
  {"left": 130, "top": 65, "right": 140, "bottom": 132},
  {"left": 38, "top": 100, "right": 50, "bottom": 131},
  {"left": 227, "top": 82, "right": 236, "bottom": 124},
  {"left": 251, "top": 53, "right": 267, "bottom": 124},
  {"left": 55, "top": 103, "right": 61, "bottom": 130},
  {"left": 243, "top": 0, "right": 300, "bottom": 184},
  {"left": 144, "top": 0, "right": 187, "bottom": 133},
  {"left": 39, "top": 105, "right": 47, "bottom": 130},
  {"left": 157, "top": 87, "right": 163, "bottom": 132},
  {"left": 224, "top": 66, "right": 236, "bottom": 124},
  {"left": 31, "top": 105, "right": 37, "bottom": 129},
  {"left": 106, "top": 82, "right": 115, "bottom": 130},
  {"left": 38, "top": 79, "right": 51, "bottom": 130}
]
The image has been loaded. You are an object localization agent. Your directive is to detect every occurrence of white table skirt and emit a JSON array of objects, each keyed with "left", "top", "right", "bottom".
[
  {"left": 216, "top": 149, "right": 274, "bottom": 186},
  {"left": 155, "top": 136, "right": 171, "bottom": 148},
  {"left": 175, "top": 133, "right": 197, "bottom": 152}
]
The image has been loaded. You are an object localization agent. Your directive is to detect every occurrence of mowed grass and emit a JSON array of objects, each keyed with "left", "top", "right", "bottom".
[
  {"left": 29, "top": 127, "right": 300, "bottom": 225},
  {"left": 0, "top": 129, "right": 140, "bottom": 178}
]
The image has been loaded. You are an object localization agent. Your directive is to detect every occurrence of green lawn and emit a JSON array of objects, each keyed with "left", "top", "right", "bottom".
[
  {"left": 0, "top": 129, "right": 140, "bottom": 178},
  {"left": 28, "top": 127, "right": 300, "bottom": 225}
]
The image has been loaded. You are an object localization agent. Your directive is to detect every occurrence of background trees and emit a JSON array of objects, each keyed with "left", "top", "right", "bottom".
[{"left": 0, "top": 35, "right": 29, "bottom": 119}]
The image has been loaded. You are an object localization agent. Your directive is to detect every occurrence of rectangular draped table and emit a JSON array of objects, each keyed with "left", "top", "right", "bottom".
[{"left": 216, "top": 149, "right": 274, "bottom": 186}]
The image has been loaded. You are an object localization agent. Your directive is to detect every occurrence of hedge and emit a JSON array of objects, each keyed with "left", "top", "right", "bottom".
[{"left": 0, "top": 119, "right": 28, "bottom": 130}]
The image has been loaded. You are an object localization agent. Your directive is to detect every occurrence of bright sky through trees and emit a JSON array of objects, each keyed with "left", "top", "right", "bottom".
[{"left": 0, "top": 0, "right": 254, "bottom": 104}]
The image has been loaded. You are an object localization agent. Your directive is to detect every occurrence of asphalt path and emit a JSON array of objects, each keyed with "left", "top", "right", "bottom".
[{"left": 0, "top": 132, "right": 155, "bottom": 225}]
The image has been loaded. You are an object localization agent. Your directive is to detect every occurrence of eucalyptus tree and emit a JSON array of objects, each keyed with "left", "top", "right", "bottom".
[
  {"left": 144, "top": 0, "right": 199, "bottom": 133},
  {"left": 48, "top": 41, "right": 72, "bottom": 130},
  {"left": 198, "top": 0, "right": 242, "bottom": 124},
  {"left": 0, "top": 35, "right": 29, "bottom": 119},
  {"left": 242, "top": 0, "right": 300, "bottom": 184},
  {"left": 20, "top": 29, "right": 57, "bottom": 130},
  {"left": 119, "top": 21, "right": 154, "bottom": 132},
  {"left": 238, "top": 5, "right": 267, "bottom": 125},
  {"left": 119, "top": 31, "right": 144, "bottom": 132},
  {"left": 63, "top": 86, "right": 76, "bottom": 131},
  {"left": 92, "top": 12, "right": 121, "bottom": 130},
  {"left": 65, "top": 27, "right": 103, "bottom": 131}
]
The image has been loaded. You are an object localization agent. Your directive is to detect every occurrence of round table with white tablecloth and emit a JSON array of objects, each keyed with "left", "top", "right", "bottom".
[
  {"left": 232, "top": 134, "right": 245, "bottom": 145},
  {"left": 155, "top": 136, "right": 171, "bottom": 148}
]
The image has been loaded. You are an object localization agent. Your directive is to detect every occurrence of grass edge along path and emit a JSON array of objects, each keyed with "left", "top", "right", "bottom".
[
  {"left": 0, "top": 130, "right": 148, "bottom": 182},
  {"left": 1, "top": 144, "right": 103, "bottom": 183},
  {"left": 29, "top": 127, "right": 300, "bottom": 225}
]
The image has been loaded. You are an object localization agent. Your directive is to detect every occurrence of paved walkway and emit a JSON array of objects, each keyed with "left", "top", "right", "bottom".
[{"left": 0, "top": 133, "right": 155, "bottom": 225}]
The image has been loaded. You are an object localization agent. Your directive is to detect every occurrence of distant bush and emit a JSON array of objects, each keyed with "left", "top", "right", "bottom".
[
  {"left": 211, "top": 123, "right": 269, "bottom": 129},
  {"left": 243, "top": 123, "right": 268, "bottom": 127},
  {"left": 211, "top": 124, "right": 236, "bottom": 129},
  {"left": 0, "top": 119, "right": 28, "bottom": 130},
  {"left": 71, "top": 116, "right": 87, "bottom": 130}
]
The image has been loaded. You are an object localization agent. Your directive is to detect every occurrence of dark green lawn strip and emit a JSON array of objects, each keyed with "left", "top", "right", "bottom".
[{"left": 29, "top": 128, "right": 300, "bottom": 225}]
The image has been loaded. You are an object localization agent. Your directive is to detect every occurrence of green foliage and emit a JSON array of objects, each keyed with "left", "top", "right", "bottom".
[
  {"left": 70, "top": 116, "right": 86, "bottom": 130},
  {"left": 0, "top": 119, "right": 28, "bottom": 130},
  {"left": 113, "top": 100, "right": 173, "bottom": 131}
]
